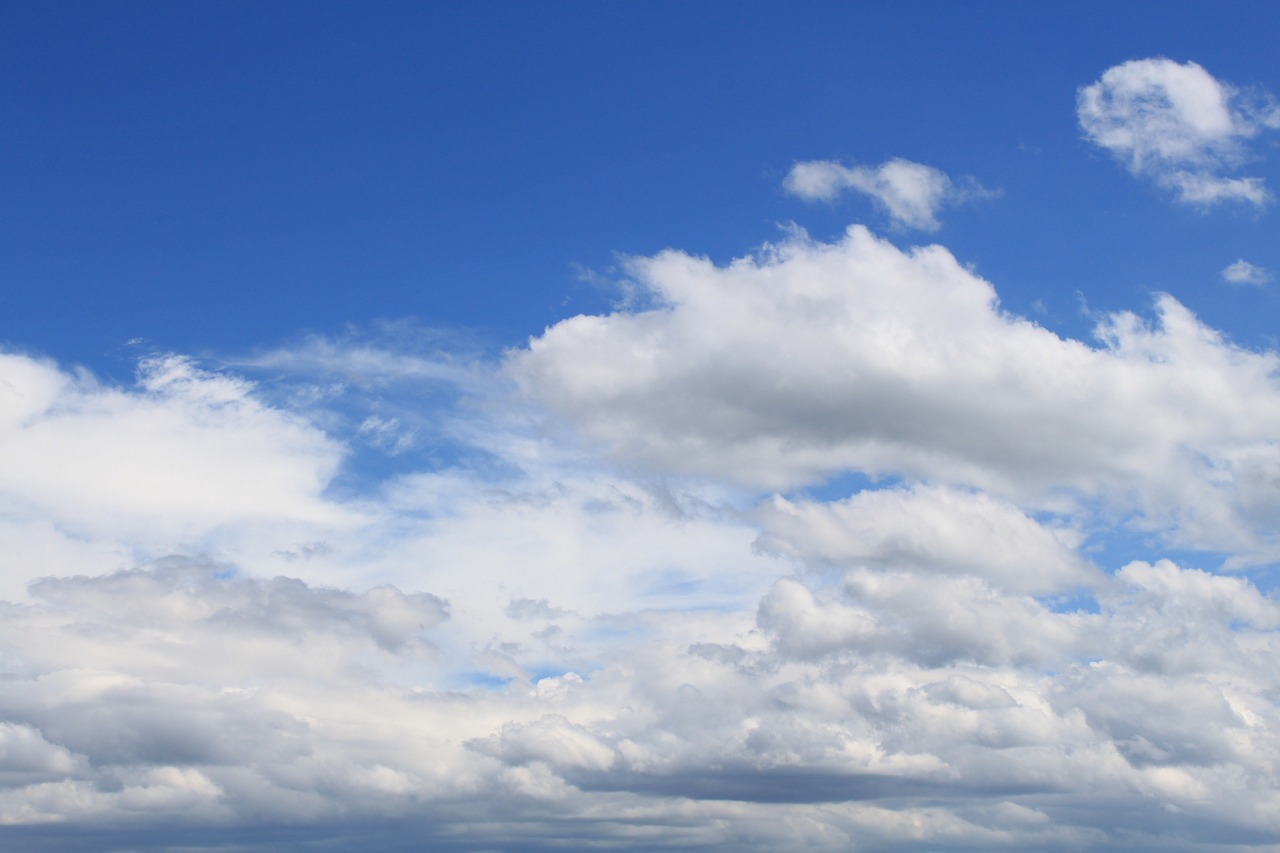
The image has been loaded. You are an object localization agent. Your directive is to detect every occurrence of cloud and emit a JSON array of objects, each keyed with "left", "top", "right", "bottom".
[
  {"left": 7, "top": 233, "right": 1280, "bottom": 847},
  {"left": 512, "top": 225, "right": 1280, "bottom": 560},
  {"left": 783, "top": 158, "right": 995, "bottom": 230},
  {"left": 1223, "top": 258, "right": 1270, "bottom": 286},
  {"left": 0, "top": 352, "right": 352, "bottom": 542},
  {"left": 752, "top": 485, "right": 1095, "bottom": 594},
  {"left": 3, "top": 548, "right": 1279, "bottom": 850},
  {"left": 1078, "top": 58, "right": 1280, "bottom": 206}
]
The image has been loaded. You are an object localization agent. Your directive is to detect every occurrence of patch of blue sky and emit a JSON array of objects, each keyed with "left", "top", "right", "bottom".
[
  {"left": 453, "top": 671, "right": 514, "bottom": 692},
  {"left": 1246, "top": 565, "right": 1280, "bottom": 597},
  {"left": 1081, "top": 524, "right": 1258, "bottom": 578},
  {"left": 790, "top": 470, "right": 904, "bottom": 503},
  {"left": 1038, "top": 589, "right": 1102, "bottom": 616}
]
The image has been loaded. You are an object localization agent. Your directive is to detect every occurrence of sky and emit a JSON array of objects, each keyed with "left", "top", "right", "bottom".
[{"left": 3, "top": 2, "right": 1280, "bottom": 850}]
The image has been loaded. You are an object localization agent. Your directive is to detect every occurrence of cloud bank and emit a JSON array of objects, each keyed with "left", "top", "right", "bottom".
[
  {"left": 4, "top": 207, "right": 1280, "bottom": 849},
  {"left": 1223, "top": 258, "right": 1270, "bottom": 286}
]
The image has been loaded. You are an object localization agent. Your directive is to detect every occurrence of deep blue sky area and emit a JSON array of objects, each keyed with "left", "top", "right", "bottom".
[{"left": 4, "top": 1, "right": 1279, "bottom": 380}]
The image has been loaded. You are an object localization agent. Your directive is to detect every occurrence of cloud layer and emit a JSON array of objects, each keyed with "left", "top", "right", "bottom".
[
  {"left": 1078, "top": 58, "right": 1280, "bottom": 206},
  {"left": 4, "top": 203, "right": 1280, "bottom": 848}
]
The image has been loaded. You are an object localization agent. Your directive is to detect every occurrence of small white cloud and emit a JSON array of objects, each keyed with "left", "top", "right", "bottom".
[
  {"left": 1223, "top": 258, "right": 1270, "bottom": 286},
  {"left": 783, "top": 157, "right": 995, "bottom": 230},
  {"left": 1078, "top": 58, "right": 1279, "bottom": 207}
]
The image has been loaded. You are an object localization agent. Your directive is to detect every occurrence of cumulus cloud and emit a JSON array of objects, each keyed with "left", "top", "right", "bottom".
[
  {"left": 1223, "top": 258, "right": 1270, "bottom": 286},
  {"left": 783, "top": 158, "right": 995, "bottom": 230},
  {"left": 512, "top": 225, "right": 1280, "bottom": 560},
  {"left": 1078, "top": 58, "right": 1280, "bottom": 206}
]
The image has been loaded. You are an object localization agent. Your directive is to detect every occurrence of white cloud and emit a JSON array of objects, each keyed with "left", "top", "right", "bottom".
[
  {"left": 1223, "top": 258, "right": 1270, "bottom": 286},
  {"left": 783, "top": 158, "right": 995, "bottom": 230},
  {"left": 753, "top": 485, "right": 1095, "bottom": 594},
  {"left": 511, "top": 225, "right": 1280, "bottom": 560},
  {"left": 1078, "top": 58, "right": 1280, "bottom": 206},
  {"left": 0, "top": 352, "right": 353, "bottom": 544}
]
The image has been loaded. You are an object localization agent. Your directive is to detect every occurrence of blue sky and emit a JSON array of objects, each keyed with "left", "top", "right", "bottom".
[
  {"left": 6, "top": 1, "right": 1279, "bottom": 366},
  {"left": 4, "top": 3, "right": 1280, "bottom": 851}
]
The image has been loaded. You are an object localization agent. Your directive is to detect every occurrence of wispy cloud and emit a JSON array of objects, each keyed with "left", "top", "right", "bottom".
[
  {"left": 783, "top": 158, "right": 997, "bottom": 230},
  {"left": 1078, "top": 57, "right": 1280, "bottom": 206}
]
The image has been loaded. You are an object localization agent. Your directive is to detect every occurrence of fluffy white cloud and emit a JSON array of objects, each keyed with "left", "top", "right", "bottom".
[
  {"left": 512, "top": 225, "right": 1280, "bottom": 560},
  {"left": 1223, "top": 258, "right": 1270, "bottom": 286},
  {"left": 783, "top": 158, "right": 994, "bottom": 230},
  {"left": 1078, "top": 58, "right": 1280, "bottom": 206},
  {"left": 0, "top": 352, "right": 352, "bottom": 543}
]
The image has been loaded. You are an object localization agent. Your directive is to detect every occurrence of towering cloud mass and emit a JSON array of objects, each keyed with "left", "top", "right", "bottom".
[{"left": 1078, "top": 58, "right": 1280, "bottom": 206}]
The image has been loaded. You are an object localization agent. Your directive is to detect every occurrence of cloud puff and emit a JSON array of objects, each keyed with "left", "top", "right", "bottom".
[
  {"left": 1223, "top": 258, "right": 1270, "bottom": 286},
  {"left": 783, "top": 158, "right": 995, "bottom": 230},
  {"left": 512, "top": 225, "right": 1280, "bottom": 560},
  {"left": 1078, "top": 58, "right": 1280, "bottom": 206}
]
